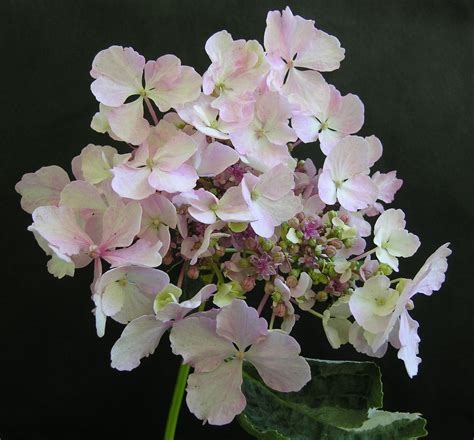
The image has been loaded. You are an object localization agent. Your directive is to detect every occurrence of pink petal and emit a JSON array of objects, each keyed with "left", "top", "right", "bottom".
[
  {"left": 111, "top": 315, "right": 169, "bottom": 371},
  {"left": 100, "top": 201, "right": 142, "bottom": 250},
  {"left": 246, "top": 331, "right": 311, "bottom": 392},
  {"left": 170, "top": 316, "right": 235, "bottom": 372},
  {"left": 152, "top": 131, "right": 197, "bottom": 172},
  {"left": 148, "top": 164, "right": 198, "bottom": 193},
  {"left": 256, "top": 164, "right": 295, "bottom": 200},
  {"left": 291, "top": 114, "right": 320, "bottom": 143},
  {"left": 186, "top": 360, "right": 246, "bottom": 425},
  {"left": 90, "top": 46, "right": 145, "bottom": 106},
  {"left": 365, "top": 135, "right": 383, "bottom": 167},
  {"left": 15, "top": 166, "right": 70, "bottom": 214},
  {"left": 337, "top": 175, "right": 378, "bottom": 211},
  {"left": 330, "top": 93, "right": 364, "bottom": 134},
  {"left": 29, "top": 206, "right": 92, "bottom": 257},
  {"left": 140, "top": 193, "right": 178, "bottom": 229},
  {"left": 317, "top": 170, "right": 337, "bottom": 205},
  {"left": 216, "top": 299, "right": 268, "bottom": 350},
  {"left": 193, "top": 141, "right": 239, "bottom": 177},
  {"left": 145, "top": 55, "right": 201, "bottom": 112},
  {"left": 111, "top": 164, "right": 155, "bottom": 200},
  {"left": 103, "top": 239, "right": 162, "bottom": 267},
  {"left": 108, "top": 99, "right": 150, "bottom": 145}
]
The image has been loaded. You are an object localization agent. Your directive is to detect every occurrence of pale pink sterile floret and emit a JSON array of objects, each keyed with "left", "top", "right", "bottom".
[
  {"left": 264, "top": 7, "right": 343, "bottom": 108},
  {"left": 373, "top": 208, "right": 420, "bottom": 271},
  {"left": 169, "top": 299, "right": 311, "bottom": 425},
  {"left": 317, "top": 136, "right": 378, "bottom": 212},
  {"left": 110, "top": 284, "right": 217, "bottom": 371},
  {"left": 188, "top": 134, "right": 239, "bottom": 177},
  {"left": 28, "top": 200, "right": 162, "bottom": 284},
  {"left": 15, "top": 165, "right": 70, "bottom": 214},
  {"left": 94, "top": 265, "right": 170, "bottom": 337},
  {"left": 90, "top": 46, "right": 201, "bottom": 144},
  {"left": 273, "top": 278, "right": 297, "bottom": 333},
  {"left": 230, "top": 91, "right": 297, "bottom": 173},
  {"left": 202, "top": 31, "right": 268, "bottom": 123},
  {"left": 370, "top": 243, "right": 451, "bottom": 377},
  {"left": 241, "top": 164, "right": 303, "bottom": 238},
  {"left": 174, "top": 188, "right": 255, "bottom": 225},
  {"left": 290, "top": 272, "right": 316, "bottom": 311},
  {"left": 364, "top": 170, "right": 404, "bottom": 216},
  {"left": 177, "top": 94, "right": 235, "bottom": 140},
  {"left": 139, "top": 193, "right": 178, "bottom": 257},
  {"left": 111, "top": 130, "right": 198, "bottom": 199},
  {"left": 292, "top": 84, "right": 364, "bottom": 155}
]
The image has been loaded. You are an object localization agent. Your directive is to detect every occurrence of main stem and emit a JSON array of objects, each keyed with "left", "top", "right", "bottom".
[
  {"left": 163, "top": 263, "right": 189, "bottom": 440},
  {"left": 163, "top": 362, "right": 191, "bottom": 440}
]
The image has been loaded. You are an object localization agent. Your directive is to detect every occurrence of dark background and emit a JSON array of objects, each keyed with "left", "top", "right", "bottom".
[{"left": 1, "top": 0, "right": 472, "bottom": 438}]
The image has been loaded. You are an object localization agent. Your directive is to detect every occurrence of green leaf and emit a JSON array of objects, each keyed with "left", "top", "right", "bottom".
[{"left": 238, "top": 358, "right": 427, "bottom": 439}]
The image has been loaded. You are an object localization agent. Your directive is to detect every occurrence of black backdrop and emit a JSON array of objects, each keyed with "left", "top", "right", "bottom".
[{"left": 1, "top": 1, "right": 472, "bottom": 439}]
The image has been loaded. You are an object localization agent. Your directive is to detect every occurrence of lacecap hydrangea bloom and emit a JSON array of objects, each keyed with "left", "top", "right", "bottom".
[{"left": 16, "top": 6, "right": 450, "bottom": 438}]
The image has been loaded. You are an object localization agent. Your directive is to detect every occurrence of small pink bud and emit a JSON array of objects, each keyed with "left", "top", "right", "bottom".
[
  {"left": 286, "top": 275, "right": 298, "bottom": 288},
  {"left": 187, "top": 265, "right": 199, "bottom": 280},
  {"left": 163, "top": 253, "right": 173, "bottom": 265},
  {"left": 241, "top": 277, "right": 256, "bottom": 292},
  {"left": 325, "top": 245, "right": 337, "bottom": 257},
  {"left": 273, "top": 302, "right": 286, "bottom": 317}
]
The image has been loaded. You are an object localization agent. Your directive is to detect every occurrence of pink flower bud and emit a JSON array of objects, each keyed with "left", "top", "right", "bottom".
[
  {"left": 241, "top": 277, "right": 256, "bottom": 292},
  {"left": 273, "top": 302, "right": 286, "bottom": 317},
  {"left": 187, "top": 265, "right": 200, "bottom": 280}
]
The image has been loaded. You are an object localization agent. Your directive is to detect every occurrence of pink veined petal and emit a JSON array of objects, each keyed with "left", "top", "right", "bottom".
[
  {"left": 100, "top": 201, "right": 142, "bottom": 250},
  {"left": 149, "top": 164, "right": 198, "bottom": 193},
  {"left": 246, "top": 330, "right": 311, "bottom": 392},
  {"left": 349, "top": 322, "right": 388, "bottom": 358},
  {"left": 111, "top": 165, "right": 155, "bottom": 200},
  {"left": 170, "top": 316, "right": 235, "bottom": 372},
  {"left": 194, "top": 141, "right": 239, "bottom": 177},
  {"left": 337, "top": 175, "right": 378, "bottom": 211},
  {"left": 325, "top": 136, "right": 370, "bottom": 180},
  {"left": 243, "top": 142, "right": 295, "bottom": 174},
  {"left": 256, "top": 164, "right": 295, "bottom": 200},
  {"left": 261, "top": 125, "right": 296, "bottom": 149},
  {"left": 186, "top": 359, "right": 246, "bottom": 426},
  {"left": 291, "top": 114, "right": 320, "bottom": 143},
  {"left": 217, "top": 186, "right": 256, "bottom": 223},
  {"left": 103, "top": 239, "right": 162, "bottom": 268},
  {"left": 90, "top": 46, "right": 145, "bottom": 106},
  {"left": 283, "top": 69, "right": 330, "bottom": 110},
  {"left": 153, "top": 131, "right": 197, "bottom": 172},
  {"left": 372, "top": 171, "right": 403, "bottom": 204},
  {"left": 295, "top": 29, "right": 345, "bottom": 72},
  {"left": 317, "top": 170, "right": 337, "bottom": 205},
  {"left": 318, "top": 129, "right": 344, "bottom": 156},
  {"left": 216, "top": 299, "right": 268, "bottom": 350},
  {"left": 108, "top": 99, "right": 150, "bottom": 145},
  {"left": 256, "top": 192, "right": 303, "bottom": 225},
  {"left": 365, "top": 135, "right": 383, "bottom": 167},
  {"left": 145, "top": 56, "right": 201, "bottom": 112},
  {"left": 29, "top": 206, "right": 93, "bottom": 257},
  {"left": 188, "top": 207, "right": 217, "bottom": 224},
  {"left": 71, "top": 143, "right": 119, "bottom": 183},
  {"left": 329, "top": 93, "right": 364, "bottom": 134},
  {"left": 110, "top": 315, "right": 170, "bottom": 371},
  {"left": 156, "top": 224, "right": 171, "bottom": 257},
  {"left": 15, "top": 165, "right": 70, "bottom": 214}
]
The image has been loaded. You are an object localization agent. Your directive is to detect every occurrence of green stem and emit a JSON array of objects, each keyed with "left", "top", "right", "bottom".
[
  {"left": 209, "top": 258, "right": 224, "bottom": 284},
  {"left": 163, "top": 362, "right": 191, "bottom": 440},
  {"left": 307, "top": 308, "right": 324, "bottom": 319}
]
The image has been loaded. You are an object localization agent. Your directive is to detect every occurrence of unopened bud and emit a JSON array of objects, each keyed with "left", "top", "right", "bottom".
[
  {"left": 316, "top": 291, "right": 328, "bottom": 302},
  {"left": 325, "top": 245, "right": 337, "bottom": 257},
  {"left": 264, "top": 282, "right": 274, "bottom": 295},
  {"left": 245, "top": 238, "right": 258, "bottom": 251},
  {"left": 329, "top": 238, "right": 344, "bottom": 249},
  {"left": 273, "top": 251, "right": 285, "bottom": 264},
  {"left": 289, "top": 244, "right": 300, "bottom": 254},
  {"left": 287, "top": 217, "right": 300, "bottom": 229},
  {"left": 273, "top": 302, "right": 286, "bottom": 317},
  {"left": 187, "top": 265, "right": 199, "bottom": 280},
  {"left": 241, "top": 277, "right": 256, "bottom": 292},
  {"left": 286, "top": 275, "right": 298, "bottom": 288}
]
